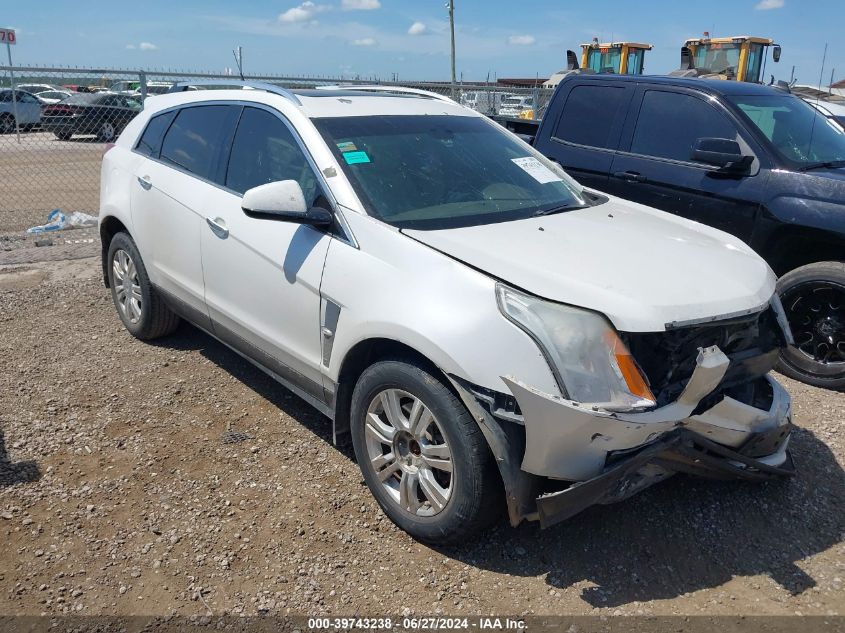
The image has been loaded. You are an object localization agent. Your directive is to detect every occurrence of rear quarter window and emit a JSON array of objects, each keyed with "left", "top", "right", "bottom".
[
  {"left": 135, "top": 111, "right": 177, "bottom": 158},
  {"left": 553, "top": 84, "right": 627, "bottom": 149}
]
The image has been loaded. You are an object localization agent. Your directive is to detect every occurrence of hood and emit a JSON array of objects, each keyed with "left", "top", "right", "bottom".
[{"left": 403, "top": 197, "right": 776, "bottom": 333}]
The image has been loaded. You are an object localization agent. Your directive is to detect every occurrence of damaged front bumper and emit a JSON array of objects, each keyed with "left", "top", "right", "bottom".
[{"left": 489, "top": 345, "right": 793, "bottom": 528}]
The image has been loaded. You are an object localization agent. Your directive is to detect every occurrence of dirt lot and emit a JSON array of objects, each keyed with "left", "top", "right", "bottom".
[{"left": 0, "top": 255, "right": 843, "bottom": 619}]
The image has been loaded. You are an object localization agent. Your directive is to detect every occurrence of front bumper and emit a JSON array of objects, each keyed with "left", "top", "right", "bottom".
[{"left": 499, "top": 345, "right": 793, "bottom": 527}]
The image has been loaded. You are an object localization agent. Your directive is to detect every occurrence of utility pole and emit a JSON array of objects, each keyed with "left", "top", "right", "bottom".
[{"left": 448, "top": 0, "right": 456, "bottom": 97}]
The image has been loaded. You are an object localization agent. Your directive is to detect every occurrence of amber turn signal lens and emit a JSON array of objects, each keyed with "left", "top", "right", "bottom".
[{"left": 605, "top": 331, "right": 656, "bottom": 403}]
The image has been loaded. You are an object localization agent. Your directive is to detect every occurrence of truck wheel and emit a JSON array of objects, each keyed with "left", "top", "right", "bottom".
[
  {"left": 350, "top": 359, "right": 502, "bottom": 543},
  {"left": 777, "top": 261, "right": 845, "bottom": 391},
  {"left": 107, "top": 232, "right": 180, "bottom": 340}
]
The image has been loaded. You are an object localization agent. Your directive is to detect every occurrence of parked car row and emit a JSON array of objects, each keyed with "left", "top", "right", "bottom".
[
  {"left": 496, "top": 74, "right": 845, "bottom": 390},
  {"left": 0, "top": 88, "right": 143, "bottom": 141}
]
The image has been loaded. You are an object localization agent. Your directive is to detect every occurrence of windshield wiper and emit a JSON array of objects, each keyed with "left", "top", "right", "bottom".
[
  {"left": 532, "top": 204, "right": 586, "bottom": 217},
  {"left": 798, "top": 159, "right": 845, "bottom": 172}
]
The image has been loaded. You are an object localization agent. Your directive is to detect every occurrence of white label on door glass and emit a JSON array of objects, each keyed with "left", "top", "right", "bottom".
[{"left": 511, "top": 157, "right": 562, "bottom": 184}]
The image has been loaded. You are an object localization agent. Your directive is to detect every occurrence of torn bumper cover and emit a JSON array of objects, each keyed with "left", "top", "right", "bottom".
[{"left": 502, "top": 345, "right": 793, "bottom": 528}]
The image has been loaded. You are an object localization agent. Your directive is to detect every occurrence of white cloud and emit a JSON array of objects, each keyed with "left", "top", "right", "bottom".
[
  {"left": 351, "top": 37, "right": 377, "bottom": 46},
  {"left": 508, "top": 34, "right": 535, "bottom": 46},
  {"left": 755, "top": 0, "right": 784, "bottom": 8},
  {"left": 279, "top": 1, "right": 329, "bottom": 23},
  {"left": 139, "top": 42, "right": 158, "bottom": 50},
  {"left": 408, "top": 21, "right": 427, "bottom": 36},
  {"left": 342, "top": 0, "right": 380, "bottom": 9}
]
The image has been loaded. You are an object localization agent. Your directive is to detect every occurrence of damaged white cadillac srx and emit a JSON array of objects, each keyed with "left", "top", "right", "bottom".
[{"left": 99, "top": 82, "right": 795, "bottom": 543}]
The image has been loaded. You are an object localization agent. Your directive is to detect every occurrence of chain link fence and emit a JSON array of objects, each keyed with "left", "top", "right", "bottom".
[{"left": 0, "top": 65, "right": 551, "bottom": 240}]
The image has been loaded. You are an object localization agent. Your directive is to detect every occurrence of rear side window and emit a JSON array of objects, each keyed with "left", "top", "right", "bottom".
[
  {"left": 554, "top": 85, "right": 627, "bottom": 149},
  {"left": 160, "top": 106, "right": 239, "bottom": 181},
  {"left": 135, "top": 111, "right": 176, "bottom": 158},
  {"left": 225, "top": 107, "right": 320, "bottom": 204},
  {"left": 631, "top": 90, "right": 737, "bottom": 162}
]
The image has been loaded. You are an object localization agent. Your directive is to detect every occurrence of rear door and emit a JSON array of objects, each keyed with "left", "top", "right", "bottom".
[
  {"left": 536, "top": 80, "right": 633, "bottom": 191},
  {"left": 199, "top": 105, "right": 333, "bottom": 402},
  {"left": 607, "top": 86, "right": 766, "bottom": 242},
  {"left": 130, "top": 104, "right": 240, "bottom": 328},
  {"left": 15, "top": 91, "right": 41, "bottom": 125}
]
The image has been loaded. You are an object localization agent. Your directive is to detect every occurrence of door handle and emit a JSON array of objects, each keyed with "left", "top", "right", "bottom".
[
  {"left": 137, "top": 175, "right": 152, "bottom": 190},
  {"left": 612, "top": 170, "right": 646, "bottom": 183},
  {"left": 206, "top": 217, "right": 229, "bottom": 239}
]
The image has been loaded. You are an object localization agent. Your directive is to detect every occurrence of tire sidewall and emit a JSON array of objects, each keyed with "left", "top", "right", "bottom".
[
  {"left": 107, "top": 233, "right": 155, "bottom": 338},
  {"left": 776, "top": 261, "right": 845, "bottom": 390},
  {"left": 350, "top": 361, "right": 484, "bottom": 542}
]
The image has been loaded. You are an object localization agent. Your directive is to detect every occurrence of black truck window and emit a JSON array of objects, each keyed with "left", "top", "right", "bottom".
[
  {"left": 553, "top": 85, "right": 627, "bottom": 149},
  {"left": 631, "top": 90, "right": 737, "bottom": 163}
]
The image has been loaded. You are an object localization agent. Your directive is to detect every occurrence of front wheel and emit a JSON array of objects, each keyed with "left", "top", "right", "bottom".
[
  {"left": 97, "top": 120, "right": 116, "bottom": 142},
  {"left": 350, "top": 359, "right": 502, "bottom": 544},
  {"left": 0, "top": 114, "right": 15, "bottom": 134},
  {"left": 776, "top": 261, "right": 845, "bottom": 391}
]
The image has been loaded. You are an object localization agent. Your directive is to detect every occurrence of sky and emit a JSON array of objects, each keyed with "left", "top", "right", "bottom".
[{"left": 5, "top": 0, "right": 845, "bottom": 86}]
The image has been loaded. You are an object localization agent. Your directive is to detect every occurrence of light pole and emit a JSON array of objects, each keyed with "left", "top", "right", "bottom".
[{"left": 447, "top": 0, "right": 456, "bottom": 97}]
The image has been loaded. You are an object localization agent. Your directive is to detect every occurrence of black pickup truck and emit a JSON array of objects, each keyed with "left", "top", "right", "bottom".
[{"left": 497, "top": 74, "right": 845, "bottom": 390}]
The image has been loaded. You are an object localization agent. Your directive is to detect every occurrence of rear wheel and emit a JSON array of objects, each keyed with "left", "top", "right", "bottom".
[
  {"left": 350, "top": 359, "right": 501, "bottom": 543},
  {"left": 777, "top": 261, "right": 845, "bottom": 391},
  {"left": 107, "top": 232, "right": 180, "bottom": 340},
  {"left": 97, "top": 120, "right": 116, "bottom": 142},
  {"left": 0, "top": 113, "right": 15, "bottom": 134}
]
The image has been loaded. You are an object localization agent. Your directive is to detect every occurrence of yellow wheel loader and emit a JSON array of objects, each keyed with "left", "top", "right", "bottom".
[{"left": 670, "top": 32, "right": 782, "bottom": 83}]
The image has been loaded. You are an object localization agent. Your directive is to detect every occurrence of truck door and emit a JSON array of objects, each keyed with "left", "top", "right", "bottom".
[
  {"left": 535, "top": 81, "right": 633, "bottom": 193},
  {"left": 606, "top": 86, "right": 764, "bottom": 243}
]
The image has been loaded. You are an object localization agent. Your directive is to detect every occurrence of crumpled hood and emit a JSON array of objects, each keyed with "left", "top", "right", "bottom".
[{"left": 403, "top": 197, "right": 776, "bottom": 332}]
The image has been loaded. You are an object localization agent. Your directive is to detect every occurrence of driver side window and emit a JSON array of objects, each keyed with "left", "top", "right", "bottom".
[
  {"left": 225, "top": 107, "right": 321, "bottom": 205},
  {"left": 631, "top": 90, "right": 739, "bottom": 164}
]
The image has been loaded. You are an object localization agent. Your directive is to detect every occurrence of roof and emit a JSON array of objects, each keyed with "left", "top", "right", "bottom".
[
  {"left": 833, "top": 79, "right": 845, "bottom": 90},
  {"left": 142, "top": 86, "right": 476, "bottom": 119},
  {"left": 684, "top": 35, "right": 774, "bottom": 46},
  {"left": 580, "top": 42, "right": 653, "bottom": 50},
  {"left": 569, "top": 73, "right": 792, "bottom": 96}
]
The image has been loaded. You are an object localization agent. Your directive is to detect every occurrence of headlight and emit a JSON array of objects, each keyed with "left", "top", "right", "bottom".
[{"left": 496, "top": 284, "right": 656, "bottom": 412}]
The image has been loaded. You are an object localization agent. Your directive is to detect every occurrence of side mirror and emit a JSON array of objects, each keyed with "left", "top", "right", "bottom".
[
  {"left": 241, "top": 180, "right": 333, "bottom": 227},
  {"left": 691, "top": 137, "right": 752, "bottom": 173},
  {"left": 772, "top": 45, "right": 782, "bottom": 63}
]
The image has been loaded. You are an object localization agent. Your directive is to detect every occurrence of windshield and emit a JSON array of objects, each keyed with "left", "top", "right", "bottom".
[
  {"left": 314, "top": 115, "right": 588, "bottom": 230},
  {"left": 728, "top": 94, "right": 845, "bottom": 167},
  {"left": 694, "top": 43, "right": 741, "bottom": 76}
]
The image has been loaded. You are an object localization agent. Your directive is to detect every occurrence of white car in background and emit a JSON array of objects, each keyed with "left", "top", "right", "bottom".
[
  {"left": 98, "top": 81, "right": 795, "bottom": 543},
  {"left": 498, "top": 94, "right": 534, "bottom": 117},
  {"left": 0, "top": 89, "right": 42, "bottom": 133},
  {"left": 35, "top": 89, "right": 73, "bottom": 104}
]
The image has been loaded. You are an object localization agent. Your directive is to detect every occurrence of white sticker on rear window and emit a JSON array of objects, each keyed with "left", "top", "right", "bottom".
[{"left": 511, "top": 157, "right": 562, "bottom": 184}]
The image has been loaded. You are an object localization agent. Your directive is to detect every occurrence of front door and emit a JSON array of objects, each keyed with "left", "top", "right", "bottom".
[
  {"left": 200, "top": 105, "right": 332, "bottom": 402},
  {"left": 606, "top": 87, "right": 764, "bottom": 243}
]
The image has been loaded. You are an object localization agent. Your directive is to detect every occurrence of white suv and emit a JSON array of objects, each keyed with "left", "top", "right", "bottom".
[{"left": 99, "top": 81, "right": 795, "bottom": 543}]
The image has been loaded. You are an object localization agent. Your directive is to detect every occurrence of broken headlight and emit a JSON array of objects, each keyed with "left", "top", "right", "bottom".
[{"left": 496, "top": 284, "right": 656, "bottom": 412}]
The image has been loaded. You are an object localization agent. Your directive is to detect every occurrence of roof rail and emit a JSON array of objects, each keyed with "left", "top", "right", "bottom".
[
  {"left": 167, "top": 80, "right": 301, "bottom": 105},
  {"left": 316, "top": 84, "right": 456, "bottom": 104}
]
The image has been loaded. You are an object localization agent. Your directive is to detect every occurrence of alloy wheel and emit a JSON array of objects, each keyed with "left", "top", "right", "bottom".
[
  {"left": 781, "top": 280, "right": 845, "bottom": 373},
  {"left": 364, "top": 389, "right": 454, "bottom": 517},
  {"left": 112, "top": 249, "right": 142, "bottom": 324},
  {"left": 100, "top": 121, "right": 115, "bottom": 141}
]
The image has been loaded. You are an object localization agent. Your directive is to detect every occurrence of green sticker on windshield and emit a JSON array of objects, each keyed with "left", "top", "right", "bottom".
[{"left": 343, "top": 150, "right": 371, "bottom": 165}]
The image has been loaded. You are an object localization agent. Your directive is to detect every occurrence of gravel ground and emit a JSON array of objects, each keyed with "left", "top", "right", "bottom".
[{"left": 0, "top": 256, "right": 843, "bottom": 618}]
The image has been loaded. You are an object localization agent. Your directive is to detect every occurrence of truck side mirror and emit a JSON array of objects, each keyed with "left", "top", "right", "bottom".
[
  {"left": 691, "top": 138, "right": 752, "bottom": 174},
  {"left": 772, "top": 45, "right": 782, "bottom": 63}
]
